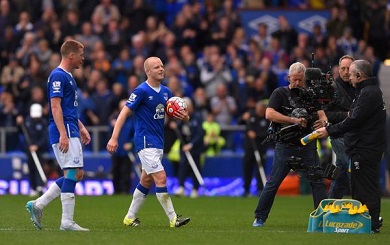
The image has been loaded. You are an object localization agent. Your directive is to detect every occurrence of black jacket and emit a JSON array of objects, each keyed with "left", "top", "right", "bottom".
[
  {"left": 243, "top": 109, "right": 269, "bottom": 149},
  {"left": 327, "top": 78, "right": 386, "bottom": 158},
  {"left": 325, "top": 76, "right": 355, "bottom": 124},
  {"left": 177, "top": 112, "right": 205, "bottom": 156},
  {"left": 24, "top": 116, "right": 48, "bottom": 153}
]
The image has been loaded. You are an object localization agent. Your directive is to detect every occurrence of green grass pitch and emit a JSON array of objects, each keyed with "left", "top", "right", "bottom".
[{"left": 0, "top": 195, "right": 389, "bottom": 244}]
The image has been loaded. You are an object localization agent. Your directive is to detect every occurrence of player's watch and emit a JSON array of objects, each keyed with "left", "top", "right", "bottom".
[{"left": 323, "top": 120, "right": 329, "bottom": 127}]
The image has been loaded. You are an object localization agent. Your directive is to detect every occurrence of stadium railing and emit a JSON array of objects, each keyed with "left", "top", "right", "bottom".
[{"left": 0, "top": 125, "right": 246, "bottom": 154}]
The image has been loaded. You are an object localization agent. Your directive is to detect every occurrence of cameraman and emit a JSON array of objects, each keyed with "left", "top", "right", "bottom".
[
  {"left": 324, "top": 55, "right": 355, "bottom": 198},
  {"left": 316, "top": 60, "right": 385, "bottom": 233},
  {"left": 253, "top": 62, "right": 328, "bottom": 227}
]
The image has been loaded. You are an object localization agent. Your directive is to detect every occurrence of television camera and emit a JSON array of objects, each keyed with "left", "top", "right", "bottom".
[
  {"left": 286, "top": 156, "right": 340, "bottom": 182},
  {"left": 289, "top": 67, "right": 335, "bottom": 124},
  {"left": 264, "top": 66, "right": 335, "bottom": 145},
  {"left": 263, "top": 63, "right": 338, "bottom": 181}
]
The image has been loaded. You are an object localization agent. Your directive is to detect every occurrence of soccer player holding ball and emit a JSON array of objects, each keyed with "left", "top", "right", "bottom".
[{"left": 107, "top": 57, "right": 191, "bottom": 227}]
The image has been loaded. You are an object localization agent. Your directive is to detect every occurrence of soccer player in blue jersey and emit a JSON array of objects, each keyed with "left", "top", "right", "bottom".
[
  {"left": 26, "top": 40, "right": 90, "bottom": 231},
  {"left": 107, "top": 56, "right": 191, "bottom": 228}
]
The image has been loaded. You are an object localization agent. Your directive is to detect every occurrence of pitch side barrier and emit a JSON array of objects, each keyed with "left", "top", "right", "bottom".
[
  {"left": 0, "top": 125, "right": 245, "bottom": 153},
  {"left": 0, "top": 151, "right": 270, "bottom": 196}
]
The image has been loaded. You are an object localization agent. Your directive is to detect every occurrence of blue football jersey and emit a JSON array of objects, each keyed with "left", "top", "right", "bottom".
[
  {"left": 126, "top": 82, "right": 172, "bottom": 152},
  {"left": 47, "top": 67, "right": 80, "bottom": 144}
]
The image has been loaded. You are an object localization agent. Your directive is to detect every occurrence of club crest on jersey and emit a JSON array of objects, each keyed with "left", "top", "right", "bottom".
[
  {"left": 164, "top": 93, "right": 168, "bottom": 101},
  {"left": 73, "top": 157, "right": 80, "bottom": 164},
  {"left": 52, "top": 81, "right": 61, "bottom": 93},
  {"left": 128, "top": 93, "right": 137, "bottom": 103}
]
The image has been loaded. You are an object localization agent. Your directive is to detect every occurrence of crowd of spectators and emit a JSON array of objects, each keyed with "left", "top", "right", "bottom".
[{"left": 0, "top": 0, "right": 389, "bottom": 153}]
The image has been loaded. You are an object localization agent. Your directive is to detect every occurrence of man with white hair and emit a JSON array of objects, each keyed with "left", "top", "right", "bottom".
[
  {"left": 252, "top": 62, "right": 328, "bottom": 227},
  {"left": 17, "top": 103, "right": 48, "bottom": 197},
  {"left": 174, "top": 97, "right": 205, "bottom": 198}
]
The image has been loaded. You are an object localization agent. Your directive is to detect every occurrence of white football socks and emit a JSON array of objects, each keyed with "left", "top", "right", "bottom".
[
  {"left": 61, "top": 193, "right": 75, "bottom": 225},
  {"left": 35, "top": 182, "right": 61, "bottom": 210},
  {"left": 156, "top": 192, "right": 176, "bottom": 221},
  {"left": 126, "top": 188, "right": 147, "bottom": 219}
]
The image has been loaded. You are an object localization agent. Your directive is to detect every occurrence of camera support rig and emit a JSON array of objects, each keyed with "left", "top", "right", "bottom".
[{"left": 286, "top": 156, "right": 340, "bottom": 182}]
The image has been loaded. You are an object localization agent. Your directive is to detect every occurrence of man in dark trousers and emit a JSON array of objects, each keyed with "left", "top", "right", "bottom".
[
  {"left": 252, "top": 62, "right": 328, "bottom": 227},
  {"left": 18, "top": 103, "right": 48, "bottom": 196},
  {"left": 109, "top": 99, "right": 135, "bottom": 194},
  {"left": 324, "top": 55, "right": 355, "bottom": 198},
  {"left": 175, "top": 97, "right": 205, "bottom": 198},
  {"left": 317, "top": 59, "right": 386, "bottom": 233},
  {"left": 241, "top": 100, "right": 269, "bottom": 197}
]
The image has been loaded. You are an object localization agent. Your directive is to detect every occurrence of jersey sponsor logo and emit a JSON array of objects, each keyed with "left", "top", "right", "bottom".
[
  {"left": 153, "top": 104, "right": 165, "bottom": 119},
  {"left": 128, "top": 93, "right": 137, "bottom": 103},
  {"left": 52, "top": 81, "right": 61, "bottom": 93}
]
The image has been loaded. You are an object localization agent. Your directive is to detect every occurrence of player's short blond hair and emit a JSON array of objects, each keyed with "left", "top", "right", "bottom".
[{"left": 60, "top": 40, "right": 84, "bottom": 58}]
